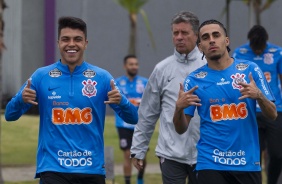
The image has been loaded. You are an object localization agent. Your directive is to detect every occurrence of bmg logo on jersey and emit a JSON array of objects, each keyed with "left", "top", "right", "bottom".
[
  {"left": 52, "top": 107, "right": 92, "bottom": 125},
  {"left": 210, "top": 102, "right": 248, "bottom": 122}
]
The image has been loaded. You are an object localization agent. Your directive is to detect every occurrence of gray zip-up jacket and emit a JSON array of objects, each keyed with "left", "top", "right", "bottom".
[{"left": 131, "top": 47, "right": 206, "bottom": 165}]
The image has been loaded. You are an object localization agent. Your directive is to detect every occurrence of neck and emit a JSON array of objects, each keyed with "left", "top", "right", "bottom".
[
  {"left": 60, "top": 59, "right": 83, "bottom": 73},
  {"left": 127, "top": 74, "right": 136, "bottom": 81},
  {"left": 207, "top": 52, "right": 233, "bottom": 70}
]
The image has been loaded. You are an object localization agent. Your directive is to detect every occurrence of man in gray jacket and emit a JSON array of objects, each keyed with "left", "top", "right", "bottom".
[{"left": 130, "top": 11, "right": 206, "bottom": 184}]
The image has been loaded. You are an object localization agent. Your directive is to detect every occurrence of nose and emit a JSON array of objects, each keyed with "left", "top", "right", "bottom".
[
  {"left": 176, "top": 33, "right": 183, "bottom": 40},
  {"left": 68, "top": 39, "right": 75, "bottom": 46},
  {"left": 209, "top": 36, "right": 215, "bottom": 44}
]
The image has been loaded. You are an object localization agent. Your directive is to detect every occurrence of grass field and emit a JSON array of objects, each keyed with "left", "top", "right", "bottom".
[
  {"left": 1, "top": 115, "right": 160, "bottom": 165},
  {"left": 0, "top": 114, "right": 268, "bottom": 184},
  {"left": 1, "top": 114, "right": 162, "bottom": 183}
]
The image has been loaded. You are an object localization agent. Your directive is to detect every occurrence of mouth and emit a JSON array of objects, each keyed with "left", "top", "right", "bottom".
[
  {"left": 177, "top": 43, "right": 185, "bottom": 46},
  {"left": 65, "top": 49, "right": 78, "bottom": 54},
  {"left": 209, "top": 46, "right": 218, "bottom": 51}
]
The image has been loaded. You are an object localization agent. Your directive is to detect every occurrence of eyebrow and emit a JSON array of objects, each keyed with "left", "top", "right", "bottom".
[
  {"left": 201, "top": 31, "right": 221, "bottom": 38},
  {"left": 60, "top": 36, "right": 83, "bottom": 39}
]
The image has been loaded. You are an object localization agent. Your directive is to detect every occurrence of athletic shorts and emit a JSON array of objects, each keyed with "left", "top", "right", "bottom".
[
  {"left": 197, "top": 170, "right": 261, "bottom": 184},
  {"left": 159, "top": 157, "right": 197, "bottom": 184},
  {"left": 40, "top": 171, "right": 105, "bottom": 184},
  {"left": 117, "top": 127, "right": 134, "bottom": 150}
]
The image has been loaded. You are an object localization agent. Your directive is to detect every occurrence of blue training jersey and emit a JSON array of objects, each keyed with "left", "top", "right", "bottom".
[
  {"left": 233, "top": 43, "right": 282, "bottom": 112},
  {"left": 5, "top": 60, "right": 138, "bottom": 177},
  {"left": 184, "top": 59, "right": 275, "bottom": 171},
  {"left": 115, "top": 75, "right": 148, "bottom": 129}
]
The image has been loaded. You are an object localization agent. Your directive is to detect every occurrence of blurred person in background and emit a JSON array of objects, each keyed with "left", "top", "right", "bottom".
[
  {"left": 115, "top": 54, "right": 148, "bottom": 184},
  {"left": 233, "top": 25, "right": 282, "bottom": 184}
]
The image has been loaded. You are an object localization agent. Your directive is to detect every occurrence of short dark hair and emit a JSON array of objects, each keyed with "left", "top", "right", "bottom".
[
  {"left": 198, "top": 19, "right": 231, "bottom": 53},
  {"left": 247, "top": 25, "right": 268, "bottom": 51},
  {"left": 58, "top": 16, "right": 87, "bottom": 39},
  {"left": 171, "top": 11, "right": 199, "bottom": 34},
  {"left": 123, "top": 54, "right": 137, "bottom": 65}
]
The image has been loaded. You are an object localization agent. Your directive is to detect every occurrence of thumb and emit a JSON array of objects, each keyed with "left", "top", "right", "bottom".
[
  {"left": 26, "top": 79, "right": 31, "bottom": 88},
  {"left": 110, "top": 80, "right": 116, "bottom": 90},
  {"left": 179, "top": 83, "right": 184, "bottom": 92},
  {"left": 249, "top": 72, "right": 254, "bottom": 83},
  {"left": 138, "top": 159, "right": 143, "bottom": 166}
]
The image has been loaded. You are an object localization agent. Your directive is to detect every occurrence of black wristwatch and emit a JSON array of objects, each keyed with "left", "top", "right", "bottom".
[{"left": 130, "top": 154, "right": 136, "bottom": 158}]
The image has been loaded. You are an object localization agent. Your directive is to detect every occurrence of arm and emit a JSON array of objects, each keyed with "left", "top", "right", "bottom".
[
  {"left": 280, "top": 74, "right": 282, "bottom": 93},
  {"left": 111, "top": 95, "right": 138, "bottom": 124},
  {"left": 173, "top": 83, "right": 201, "bottom": 134},
  {"left": 130, "top": 68, "right": 161, "bottom": 161},
  {"left": 5, "top": 79, "right": 36, "bottom": 121},
  {"left": 106, "top": 80, "right": 138, "bottom": 124},
  {"left": 239, "top": 73, "right": 277, "bottom": 120},
  {"left": 256, "top": 90, "right": 277, "bottom": 120}
]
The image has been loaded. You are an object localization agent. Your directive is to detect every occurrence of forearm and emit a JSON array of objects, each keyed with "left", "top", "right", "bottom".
[
  {"left": 115, "top": 96, "right": 138, "bottom": 124},
  {"left": 131, "top": 125, "right": 154, "bottom": 159},
  {"left": 5, "top": 94, "right": 31, "bottom": 121},
  {"left": 173, "top": 106, "right": 190, "bottom": 134},
  {"left": 257, "top": 90, "right": 277, "bottom": 120}
]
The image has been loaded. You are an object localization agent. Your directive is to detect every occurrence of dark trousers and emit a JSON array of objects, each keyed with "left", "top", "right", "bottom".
[
  {"left": 40, "top": 171, "right": 105, "bottom": 184},
  {"left": 159, "top": 157, "right": 198, "bottom": 184},
  {"left": 257, "top": 112, "right": 282, "bottom": 184},
  {"left": 197, "top": 170, "right": 261, "bottom": 184}
]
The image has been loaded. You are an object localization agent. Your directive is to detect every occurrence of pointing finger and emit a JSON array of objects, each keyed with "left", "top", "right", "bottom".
[
  {"left": 248, "top": 72, "right": 254, "bottom": 82},
  {"left": 187, "top": 86, "right": 198, "bottom": 94}
]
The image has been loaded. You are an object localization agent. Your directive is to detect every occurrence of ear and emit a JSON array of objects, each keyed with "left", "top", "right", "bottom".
[
  {"left": 85, "top": 39, "right": 88, "bottom": 49},
  {"left": 225, "top": 37, "right": 230, "bottom": 46},
  {"left": 198, "top": 42, "right": 203, "bottom": 52}
]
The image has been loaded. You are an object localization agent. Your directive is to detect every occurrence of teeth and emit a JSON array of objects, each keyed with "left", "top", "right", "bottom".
[{"left": 67, "top": 50, "right": 77, "bottom": 53}]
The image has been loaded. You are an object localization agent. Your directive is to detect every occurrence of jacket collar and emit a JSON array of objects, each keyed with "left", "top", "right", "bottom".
[
  {"left": 56, "top": 60, "right": 87, "bottom": 74},
  {"left": 174, "top": 46, "right": 200, "bottom": 63}
]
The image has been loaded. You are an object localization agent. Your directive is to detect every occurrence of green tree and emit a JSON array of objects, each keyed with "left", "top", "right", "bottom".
[
  {"left": 0, "top": 0, "right": 6, "bottom": 183},
  {"left": 243, "top": 0, "right": 277, "bottom": 25},
  {"left": 114, "top": 0, "right": 155, "bottom": 55}
]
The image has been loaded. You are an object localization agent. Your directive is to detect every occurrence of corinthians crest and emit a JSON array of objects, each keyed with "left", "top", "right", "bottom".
[
  {"left": 82, "top": 79, "right": 97, "bottom": 98},
  {"left": 231, "top": 73, "right": 246, "bottom": 90}
]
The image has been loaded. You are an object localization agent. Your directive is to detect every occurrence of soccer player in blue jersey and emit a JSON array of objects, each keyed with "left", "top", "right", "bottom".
[
  {"left": 5, "top": 16, "right": 138, "bottom": 184},
  {"left": 115, "top": 55, "right": 148, "bottom": 184},
  {"left": 173, "top": 19, "right": 277, "bottom": 184},
  {"left": 233, "top": 25, "right": 282, "bottom": 184}
]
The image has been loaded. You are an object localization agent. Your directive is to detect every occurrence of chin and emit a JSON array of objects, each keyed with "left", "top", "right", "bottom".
[{"left": 210, "top": 54, "right": 221, "bottom": 61}]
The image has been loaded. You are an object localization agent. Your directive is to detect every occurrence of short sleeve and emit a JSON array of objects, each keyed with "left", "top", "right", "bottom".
[{"left": 183, "top": 76, "right": 196, "bottom": 117}]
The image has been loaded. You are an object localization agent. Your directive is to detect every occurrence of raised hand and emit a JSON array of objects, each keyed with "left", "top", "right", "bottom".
[
  {"left": 22, "top": 79, "right": 38, "bottom": 105},
  {"left": 238, "top": 73, "right": 262, "bottom": 100},
  {"left": 104, "top": 80, "right": 122, "bottom": 104},
  {"left": 175, "top": 83, "right": 201, "bottom": 110}
]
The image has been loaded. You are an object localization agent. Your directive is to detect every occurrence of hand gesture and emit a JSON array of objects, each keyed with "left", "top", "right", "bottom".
[
  {"left": 22, "top": 79, "right": 38, "bottom": 105},
  {"left": 132, "top": 158, "right": 144, "bottom": 171},
  {"left": 175, "top": 83, "right": 201, "bottom": 110},
  {"left": 238, "top": 73, "right": 262, "bottom": 100},
  {"left": 104, "top": 80, "right": 121, "bottom": 104}
]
